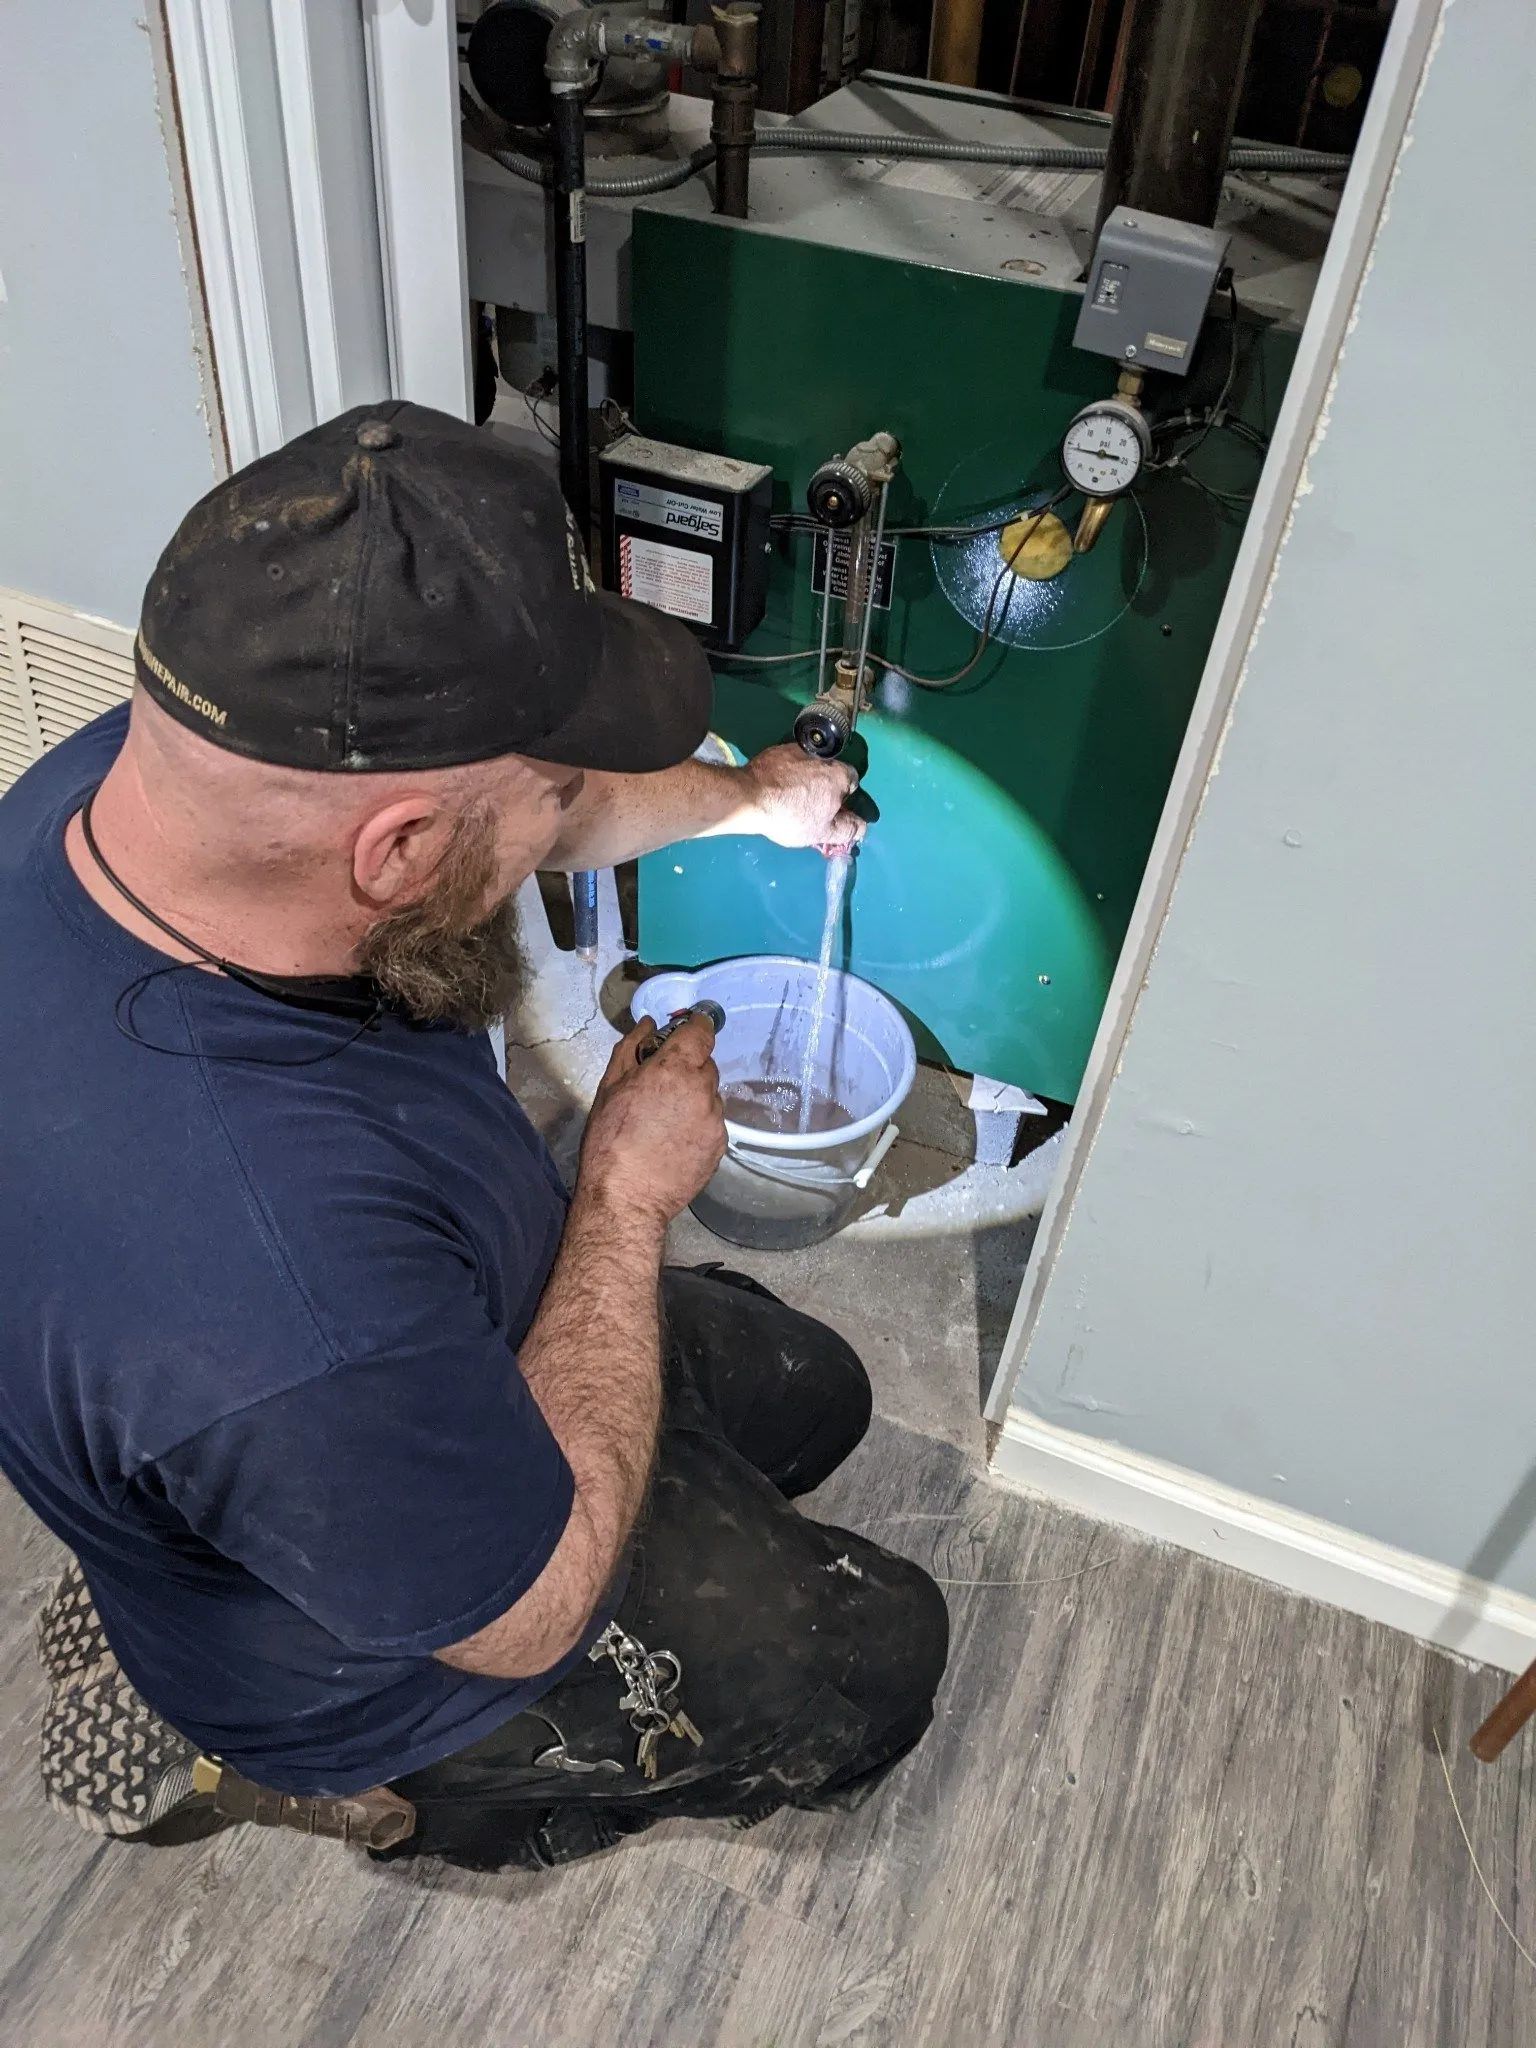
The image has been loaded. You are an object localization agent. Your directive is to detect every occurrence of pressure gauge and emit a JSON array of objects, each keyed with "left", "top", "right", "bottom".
[{"left": 1060, "top": 399, "right": 1152, "bottom": 499}]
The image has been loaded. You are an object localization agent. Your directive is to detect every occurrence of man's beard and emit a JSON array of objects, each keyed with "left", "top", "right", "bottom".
[{"left": 356, "top": 802, "right": 527, "bottom": 1031}]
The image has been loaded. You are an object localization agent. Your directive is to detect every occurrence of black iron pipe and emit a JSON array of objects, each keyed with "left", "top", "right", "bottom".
[
  {"left": 707, "top": 4, "right": 759, "bottom": 219},
  {"left": 548, "top": 84, "right": 598, "bottom": 955},
  {"left": 549, "top": 85, "right": 592, "bottom": 534},
  {"left": 711, "top": 81, "right": 755, "bottom": 217},
  {"left": 1095, "top": 0, "right": 1264, "bottom": 237}
]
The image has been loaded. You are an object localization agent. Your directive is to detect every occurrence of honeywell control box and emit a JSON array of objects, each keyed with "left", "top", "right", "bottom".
[
  {"left": 1073, "top": 206, "right": 1230, "bottom": 375},
  {"left": 598, "top": 434, "right": 772, "bottom": 651}
]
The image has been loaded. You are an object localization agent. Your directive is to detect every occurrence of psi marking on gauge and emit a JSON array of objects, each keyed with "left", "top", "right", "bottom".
[{"left": 1060, "top": 399, "right": 1151, "bottom": 499}]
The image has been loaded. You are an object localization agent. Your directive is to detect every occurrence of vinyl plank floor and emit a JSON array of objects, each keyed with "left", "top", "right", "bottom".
[{"left": 1, "top": 1415, "right": 1532, "bottom": 2046}]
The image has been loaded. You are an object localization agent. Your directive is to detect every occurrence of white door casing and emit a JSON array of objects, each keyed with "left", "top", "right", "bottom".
[{"left": 160, "top": 0, "right": 431, "bottom": 471}]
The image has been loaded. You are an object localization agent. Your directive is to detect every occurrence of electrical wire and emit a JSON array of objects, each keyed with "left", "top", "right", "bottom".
[
  {"left": 885, "top": 486, "right": 1074, "bottom": 686},
  {"left": 1174, "top": 316, "right": 1239, "bottom": 464},
  {"left": 1432, "top": 1726, "right": 1536, "bottom": 1975},
  {"left": 888, "top": 515, "right": 1023, "bottom": 540},
  {"left": 599, "top": 396, "right": 638, "bottom": 438},
  {"left": 713, "top": 645, "right": 823, "bottom": 666},
  {"left": 1149, "top": 278, "right": 1244, "bottom": 475},
  {"left": 725, "top": 484, "right": 1155, "bottom": 677},
  {"left": 770, "top": 507, "right": 1044, "bottom": 542},
  {"left": 1175, "top": 469, "right": 1256, "bottom": 515},
  {"left": 725, "top": 486, "right": 1072, "bottom": 674},
  {"left": 1156, "top": 410, "right": 1269, "bottom": 455},
  {"left": 1002, "top": 492, "right": 1150, "bottom": 655},
  {"left": 521, "top": 380, "right": 561, "bottom": 450},
  {"left": 1155, "top": 409, "right": 1269, "bottom": 509},
  {"left": 1144, "top": 280, "right": 1271, "bottom": 510}
]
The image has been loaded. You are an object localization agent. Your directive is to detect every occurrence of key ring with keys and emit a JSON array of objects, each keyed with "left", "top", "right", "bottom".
[{"left": 588, "top": 1620, "right": 706, "bottom": 1780}]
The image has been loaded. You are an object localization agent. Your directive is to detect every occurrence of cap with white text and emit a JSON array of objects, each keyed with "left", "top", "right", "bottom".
[{"left": 135, "top": 400, "right": 714, "bottom": 774}]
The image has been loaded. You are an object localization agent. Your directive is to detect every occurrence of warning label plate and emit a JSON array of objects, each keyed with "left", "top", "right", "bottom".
[{"left": 619, "top": 533, "right": 713, "bottom": 626}]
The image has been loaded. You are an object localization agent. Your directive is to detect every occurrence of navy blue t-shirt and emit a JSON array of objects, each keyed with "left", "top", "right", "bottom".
[{"left": 0, "top": 709, "right": 589, "bottom": 1794}]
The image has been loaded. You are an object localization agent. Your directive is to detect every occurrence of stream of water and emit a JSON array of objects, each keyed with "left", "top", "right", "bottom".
[{"left": 796, "top": 850, "right": 852, "bottom": 1134}]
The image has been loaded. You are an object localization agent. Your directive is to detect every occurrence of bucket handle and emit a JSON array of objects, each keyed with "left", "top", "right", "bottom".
[{"left": 727, "top": 1122, "right": 900, "bottom": 1194}]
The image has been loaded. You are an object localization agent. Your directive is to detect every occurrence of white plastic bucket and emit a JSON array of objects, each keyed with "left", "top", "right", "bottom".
[{"left": 632, "top": 955, "right": 917, "bottom": 1250}]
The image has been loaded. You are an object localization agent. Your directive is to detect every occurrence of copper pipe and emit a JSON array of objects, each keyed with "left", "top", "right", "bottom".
[{"left": 929, "top": 0, "right": 986, "bottom": 88}]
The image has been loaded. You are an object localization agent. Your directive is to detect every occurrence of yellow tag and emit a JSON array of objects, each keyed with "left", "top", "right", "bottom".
[{"left": 998, "top": 510, "right": 1073, "bottom": 582}]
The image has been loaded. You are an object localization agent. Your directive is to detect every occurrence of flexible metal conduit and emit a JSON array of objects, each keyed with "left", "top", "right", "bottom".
[{"left": 483, "top": 129, "right": 1349, "bottom": 198}]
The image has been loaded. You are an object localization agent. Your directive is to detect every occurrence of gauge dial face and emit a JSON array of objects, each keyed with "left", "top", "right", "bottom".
[{"left": 1060, "top": 402, "right": 1149, "bottom": 498}]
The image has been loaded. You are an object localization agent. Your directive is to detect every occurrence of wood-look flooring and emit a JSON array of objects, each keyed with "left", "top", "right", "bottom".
[{"left": 1, "top": 1402, "right": 1532, "bottom": 2046}]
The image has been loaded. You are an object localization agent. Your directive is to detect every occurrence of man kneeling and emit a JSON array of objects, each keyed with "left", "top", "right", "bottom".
[{"left": 0, "top": 403, "right": 948, "bottom": 1869}]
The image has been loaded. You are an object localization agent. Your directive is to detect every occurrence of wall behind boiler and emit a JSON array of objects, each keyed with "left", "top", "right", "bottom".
[
  {"left": 0, "top": 2, "right": 219, "bottom": 627},
  {"left": 1009, "top": 0, "right": 1536, "bottom": 1597}
]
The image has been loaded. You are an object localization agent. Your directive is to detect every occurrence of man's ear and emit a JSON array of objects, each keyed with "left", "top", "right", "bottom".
[{"left": 352, "top": 796, "right": 447, "bottom": 906}]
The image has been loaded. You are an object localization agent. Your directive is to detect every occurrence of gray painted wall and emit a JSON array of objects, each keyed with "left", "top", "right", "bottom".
[
  {"left": 1012, "top": 0, "right": 1536, "bottom": 1597},
  {"left": 0, "top": 2, "right": 218, "bottom": 626}
]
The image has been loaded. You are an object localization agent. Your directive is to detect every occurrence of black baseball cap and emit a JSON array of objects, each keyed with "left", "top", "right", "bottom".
[{"left": 134, "top": 400, "right": 714, "bottom": 775}]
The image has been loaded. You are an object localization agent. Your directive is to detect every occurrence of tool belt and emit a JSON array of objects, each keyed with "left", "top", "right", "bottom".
[{"left": 191, "top": 1755, "right": 415, "bottom": 1851}]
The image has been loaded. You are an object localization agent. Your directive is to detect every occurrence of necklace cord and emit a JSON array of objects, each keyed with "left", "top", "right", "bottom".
[{"left": 76, "top": 789, "right": 383, "bottom": 1064}]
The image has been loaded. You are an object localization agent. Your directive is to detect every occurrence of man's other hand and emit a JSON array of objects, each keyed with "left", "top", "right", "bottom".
[
  {"left": 743, "top": 744, "right": 864, "bottom": 856},
  {"left": 577, "top": 1015, "right": 728, "bottom": 1228}
]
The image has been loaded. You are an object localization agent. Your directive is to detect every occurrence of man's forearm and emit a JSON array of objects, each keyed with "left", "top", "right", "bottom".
[
  {"left": 544, "top": 758, "right": 757, "bottom": 871},
  {"left": 519, "top": 1185, "right": 663, "bottom": 1565},
  {"left": 433, "top": 1185, "right": 664, "bottom": 1679}
]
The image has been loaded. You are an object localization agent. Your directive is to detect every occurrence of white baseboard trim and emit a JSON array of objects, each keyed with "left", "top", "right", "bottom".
[{"left": 992, "top": 1408, "right": 1536, "bottom": 1677}]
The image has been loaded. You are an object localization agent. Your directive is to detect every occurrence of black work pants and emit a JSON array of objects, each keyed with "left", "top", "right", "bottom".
[{"left": 381, "top": 1265, "right": 950, "bottom": 1871}]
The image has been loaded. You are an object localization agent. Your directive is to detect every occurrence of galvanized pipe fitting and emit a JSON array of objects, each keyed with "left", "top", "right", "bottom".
[
  {"left": 542, "top": 4, "right": 694, "bottom": 89},
  {"left": 542, "top": 4, "right": 760, "bottom": 217}
]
